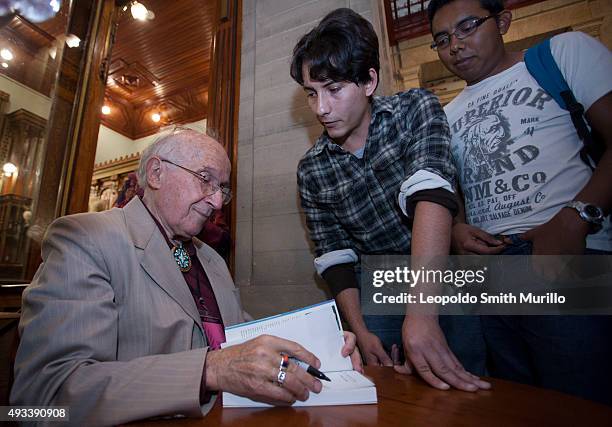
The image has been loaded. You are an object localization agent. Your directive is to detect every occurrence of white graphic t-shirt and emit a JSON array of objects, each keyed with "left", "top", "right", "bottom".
[{"left": 445, "top": 32, "right": 612, "bottom": 250}]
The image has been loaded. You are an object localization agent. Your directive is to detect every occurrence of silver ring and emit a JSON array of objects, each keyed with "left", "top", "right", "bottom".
[
  {"left": 279, "top": 354, "right": 289, "bottom": 372},
  {"left": 277, "top": 369, "right": 287, "bottom": 386}
]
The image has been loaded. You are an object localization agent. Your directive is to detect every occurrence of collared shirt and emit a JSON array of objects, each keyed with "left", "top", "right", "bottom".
[
  {"left": 297, "top": 89, "right": 456, "bottom": 273},
  {"left": 182, "top": 240, "right": 226, "bottom": 350},
  {"left": 140, "top": 199, "right": 225, "bottom": 348},
  {"left": 139, "top": 199, "right": 223, "bottom": 403}
]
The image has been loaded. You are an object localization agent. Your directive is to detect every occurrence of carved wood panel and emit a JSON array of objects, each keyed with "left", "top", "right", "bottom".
[{"left": 206, "top": 0, "right": 241, "bottom": 273}]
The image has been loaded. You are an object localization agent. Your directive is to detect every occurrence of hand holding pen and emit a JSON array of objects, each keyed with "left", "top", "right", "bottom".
[{"left": 289, "top": 356, "right": 331, "bottom": 381}]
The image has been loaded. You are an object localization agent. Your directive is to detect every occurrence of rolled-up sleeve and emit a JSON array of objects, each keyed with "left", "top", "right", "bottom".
[{"left": 397, "top": 90, "right": 458, "bottom": 218}]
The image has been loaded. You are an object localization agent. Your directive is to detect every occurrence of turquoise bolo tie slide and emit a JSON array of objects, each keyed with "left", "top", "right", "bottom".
[{"left": 172, "top": 243, "right": 192, "bottom": 272}]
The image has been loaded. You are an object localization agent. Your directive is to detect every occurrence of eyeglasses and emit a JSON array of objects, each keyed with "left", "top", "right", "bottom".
[
  {"left": 430, "top": 15, "right": 497, "bottom": 50},
  {"left": 160, "top": 158, "right": 232, "bottom": 205}
]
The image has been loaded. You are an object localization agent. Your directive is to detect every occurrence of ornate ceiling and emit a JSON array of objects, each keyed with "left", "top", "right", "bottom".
[
  {"left": 102, "top": 0, "right": 216, "bottom": 138},
  {"left": 0, "top": 0, "right": 215, "bottom": 140}
]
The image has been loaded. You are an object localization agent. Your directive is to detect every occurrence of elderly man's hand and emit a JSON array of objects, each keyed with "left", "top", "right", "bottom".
[
  {"left": 205, "top": 335, "right": 322, "bottom": 405},
  {"left": 341, "top": 331, "right": 364, "bottom": 373}
]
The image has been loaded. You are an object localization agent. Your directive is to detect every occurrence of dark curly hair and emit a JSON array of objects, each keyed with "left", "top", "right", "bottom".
[{"left": 290, "top": 8, "right": 379, "bottom": 90}]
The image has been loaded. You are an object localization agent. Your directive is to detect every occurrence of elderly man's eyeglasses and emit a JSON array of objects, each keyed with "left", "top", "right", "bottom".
[
  {"left": 160, "top": 159, "right": 232, "bottom": 205},
  {"left": 431, "top": 15, "right": 497, "bottom": 50}
]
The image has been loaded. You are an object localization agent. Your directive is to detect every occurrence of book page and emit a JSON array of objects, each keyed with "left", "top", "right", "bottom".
[
  {"left": 223, "top": 300, "right": 351, "bottom": 372},
  {"left": 321, "top": 371, "right": 375, "bottom": 391},
  {"left": 222, "top": 370, "right": 377, "bottom": 407}
]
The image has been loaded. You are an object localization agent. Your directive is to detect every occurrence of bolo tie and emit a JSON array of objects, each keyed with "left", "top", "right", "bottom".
[
  {"left": 172, "top": 241, "right": 192, "bottom": 272},
  {"left": 172, "top": 241, "right": 219, "bottom": 324}
]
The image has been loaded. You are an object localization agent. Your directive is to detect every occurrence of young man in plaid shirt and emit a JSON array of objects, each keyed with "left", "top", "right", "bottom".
[{"left": 291, "top": 8, "right": 489, "bottom": 392}]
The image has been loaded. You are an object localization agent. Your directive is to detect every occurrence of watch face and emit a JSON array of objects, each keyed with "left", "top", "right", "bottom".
[{"left": 584, "top": 204, "right": 603, "bottom": 220}]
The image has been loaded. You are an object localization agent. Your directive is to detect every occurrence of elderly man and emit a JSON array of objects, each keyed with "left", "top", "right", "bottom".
[{"left": 11, "top": 129, "right": 360, "bottom": 425}]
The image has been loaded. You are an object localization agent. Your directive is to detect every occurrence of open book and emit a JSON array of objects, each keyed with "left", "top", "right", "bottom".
[{"left": 222, "top": 300, "right": 377, "bottom": 407}]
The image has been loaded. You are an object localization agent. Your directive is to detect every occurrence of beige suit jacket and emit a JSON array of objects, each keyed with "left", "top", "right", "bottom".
[{"left": 11, "top": 197, "right": 246, "bottom": 425}]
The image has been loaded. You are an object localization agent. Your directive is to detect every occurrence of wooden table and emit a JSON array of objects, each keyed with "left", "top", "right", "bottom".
[{"left": 129, "top": 366, "right": 612, "bottom": 426}]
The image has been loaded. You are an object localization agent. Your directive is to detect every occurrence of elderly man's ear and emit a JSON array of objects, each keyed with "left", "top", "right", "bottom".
[{"left": 146, "top": 157, "right": 163, "bottom": 189}]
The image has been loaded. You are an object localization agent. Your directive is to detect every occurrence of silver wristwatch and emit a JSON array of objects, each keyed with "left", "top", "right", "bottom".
[{"left": 564, "top": 201, "right": 604, "bottom": 233}]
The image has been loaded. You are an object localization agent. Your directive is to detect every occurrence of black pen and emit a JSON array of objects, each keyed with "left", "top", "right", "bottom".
[{"left": 289, "top": 357, "right": 331, "bottom": 381}]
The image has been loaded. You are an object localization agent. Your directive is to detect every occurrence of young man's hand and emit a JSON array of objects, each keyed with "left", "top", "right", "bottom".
[
  {"left": 355, "top": 330, "right": 393, "bottom": 367},
  {"left": 341, "top": 331, "right": 364, "bottom": 373},
  {"left": 399, "top": 315, "right": 491, "bottom": 392},
  {"left": 451, "top": 223, "right": 506, "bottom": 255}
]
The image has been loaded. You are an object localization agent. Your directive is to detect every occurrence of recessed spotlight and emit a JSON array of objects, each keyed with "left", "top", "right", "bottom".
[
  {"left": 0, "top": 49, "right": 13, "bottom": 61},
  {"left": 131, "top": 1, "right": 149, "bottom": 21},
  {"left": 1, "top": 62, "right": 8, "bottom": 68},
  {"left": 151, "top": 112, "right": 161, "bottom": 122},
  {"left": 101, "top": 105, "right": 111, "bottom": 115},
  {"left": 65, "top": 35, "right": 81, "bottom": 48}
]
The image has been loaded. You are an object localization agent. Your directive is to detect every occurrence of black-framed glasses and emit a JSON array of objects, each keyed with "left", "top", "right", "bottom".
[
  {"left": 431, "top": 15, "right": 497, "bottom": 50},
  {"left": 160, "top": 158, "right": 232, "bottom": 205}
]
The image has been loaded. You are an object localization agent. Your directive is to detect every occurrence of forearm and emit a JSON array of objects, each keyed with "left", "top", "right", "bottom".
[
  {"left": 547, "top": 145, "right": 612, "bottom": 242},
  {"left": 408, "top": 201, "right": 452, "bottom": 315},
  {"left": 536, "top": 94, "right": 612, "bottom": 244},
  {"left": 572, "top": 148, "right": 612, "bottom": 213},
  {"left": 574, "top": 92, "right": 612, "bottom": 214},
  {"left": 411, "top": 201, "right": 452, "bottom": 257},
  {"left": 453, "top": 188, "right": 467, "bottom": 224}
]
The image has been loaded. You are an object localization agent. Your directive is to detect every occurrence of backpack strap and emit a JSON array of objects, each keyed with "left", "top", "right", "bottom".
[
  {"left": 524, "top": 39, "right": 568, "bottom": 107},
  {"left": 524, "top": 38, "right": 602, "bottom": 166}
]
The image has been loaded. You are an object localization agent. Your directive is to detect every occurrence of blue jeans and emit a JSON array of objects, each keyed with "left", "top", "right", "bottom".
[
  {"left": 363, "top": 314, "right": 404, "bottom": 358},
  {"left": 481, "top": 235, "right": 612, "bottom": 405}
]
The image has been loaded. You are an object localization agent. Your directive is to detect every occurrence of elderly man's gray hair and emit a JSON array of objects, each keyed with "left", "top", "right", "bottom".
[{"left": 137, "top": 127, "right": 214, "bottom": 185}]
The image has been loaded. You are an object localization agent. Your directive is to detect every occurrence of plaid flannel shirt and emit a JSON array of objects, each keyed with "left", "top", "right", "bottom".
[{"left": 298, "top": 89, "right": 456, "bottom": 264}]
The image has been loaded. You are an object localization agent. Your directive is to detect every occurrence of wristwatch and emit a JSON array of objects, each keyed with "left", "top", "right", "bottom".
[{"left": 564, "top": 201, "right": 604, "bottom": 233}]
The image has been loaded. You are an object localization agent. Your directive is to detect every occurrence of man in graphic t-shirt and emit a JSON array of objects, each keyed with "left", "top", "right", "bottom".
[{"left": 428, "top": 0, "right": 612, "bottom": 406}]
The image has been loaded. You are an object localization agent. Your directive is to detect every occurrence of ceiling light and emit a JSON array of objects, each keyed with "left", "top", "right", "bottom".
[
  {"left": 49, "top": 46, "right": 57, "bottom": 59},
  {"left": 0, "top": 49, "right": 13, "bottom": 61},
  {"left": 151, "top": 112, "right": 161, "bottom": 123},
  {"left": 50, "top": 0, "right": 61, "bottom": 13},
  {"left": 65, "top": 34, "right": 81, "bottom": 48},
  {"left": 2, "top": 162, "right": 17, "bottom": 176},
  {"left": 131, "top": 1, "right": 149, "bottom": 20},
  {"left": 101, "top": 105, "right": 111, "bottom": 115},
  {"left": 1, "top": 63, "right": 7, "bottom": 68},
  {"left": 129, "top": 1, "right": 155, "bottom": 21}
]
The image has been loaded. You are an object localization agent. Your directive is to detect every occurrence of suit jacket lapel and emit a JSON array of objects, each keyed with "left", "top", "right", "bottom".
[{"left": 124, "top": 198, "right": 203, "bottom": 332}]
